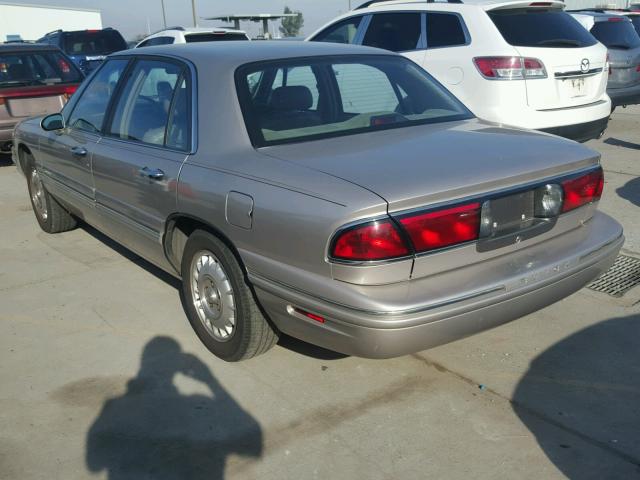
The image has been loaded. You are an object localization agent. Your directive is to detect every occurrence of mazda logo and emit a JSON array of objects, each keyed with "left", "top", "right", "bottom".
[{"left": 580, "top": 58, "right": 590, "bottom": 73}]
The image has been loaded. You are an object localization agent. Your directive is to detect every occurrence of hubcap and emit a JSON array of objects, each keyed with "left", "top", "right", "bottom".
[
  {"left": 190, "top": 251, "right": 236, "bottom": 341},
  {"left": 30, "top": 169, "right": 48, "bottom": 221}
]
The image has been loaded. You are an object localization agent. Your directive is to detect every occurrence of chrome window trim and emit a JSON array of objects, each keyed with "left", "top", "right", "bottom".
[{"left": 554, "top": 67, "right": 603, "bottom": 79}]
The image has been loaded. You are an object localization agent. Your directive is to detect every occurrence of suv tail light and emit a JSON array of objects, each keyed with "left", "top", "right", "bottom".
[
  {"left": 561, "top": 168, "right": 604, "bottom": 213},
  {"left": 331, "top": 219, "right": 410, "bottom": 261},
  {"left": 474, "top": 57, "right": 547, "bottom": 80}
]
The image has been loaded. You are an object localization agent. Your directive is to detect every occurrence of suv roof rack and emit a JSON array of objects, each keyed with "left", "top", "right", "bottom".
[{"left": 355, "top": 0, "right": 462, "bottom": 10}]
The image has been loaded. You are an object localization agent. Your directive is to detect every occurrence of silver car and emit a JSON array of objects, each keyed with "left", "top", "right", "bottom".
[{"left": 12, "top": 42, "right": 623, "bottom": 361}]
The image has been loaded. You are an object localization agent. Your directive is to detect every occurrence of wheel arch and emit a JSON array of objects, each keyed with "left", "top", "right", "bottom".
[{"left": 16, "top": 142, "right": 34, "bottom": 175}]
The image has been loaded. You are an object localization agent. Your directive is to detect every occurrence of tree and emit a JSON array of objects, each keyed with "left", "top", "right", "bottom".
[{"left": 279, "top": 6, "right": 304, "bottom": 37}]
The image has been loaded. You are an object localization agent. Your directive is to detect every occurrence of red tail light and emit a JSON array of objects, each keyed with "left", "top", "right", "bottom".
[
  {"left": 0, "top": 84, "right": 78, "bottom": 100},
  {"left": 331, "top": 219, "right": 409, "bottom": 261},
  {"left": 608, "top": 17, "right": 624, "bottom": 22},
  {"left": 474, "top": 57, "right": 546, "bottom": 80},
  {"left": 561, "top": 168, "right": 604, "bottom": 213},
  {"left": 398, "top": 203, "right": 481, "bottom": 252}
]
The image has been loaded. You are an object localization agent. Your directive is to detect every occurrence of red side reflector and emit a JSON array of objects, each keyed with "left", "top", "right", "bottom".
[
  {"left": 398, "top": 202, "right": 481, "bottom": 252},
  {"left": 561, "top": 168, "right": 604, "bottom": 213},
  {"left": 293, "top": 307, "right": 325, "bottom": 323},
  {"left": 331, "top": 219, "right": 409, "bottom": 261}
]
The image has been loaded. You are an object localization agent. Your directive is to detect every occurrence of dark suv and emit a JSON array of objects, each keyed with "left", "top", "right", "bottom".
[{"left": 37, "top": 28, "right": 127, "bottom": 74}]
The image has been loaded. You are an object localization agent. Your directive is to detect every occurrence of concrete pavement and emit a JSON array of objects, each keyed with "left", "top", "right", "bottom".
[{"left": 0, "top": 108, "right": 639, "bottom": 480}]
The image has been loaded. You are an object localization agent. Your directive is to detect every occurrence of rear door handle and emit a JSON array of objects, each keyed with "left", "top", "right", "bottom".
[
  {"left": 70, "top": 146, "right": 87, "bottom": 157},
  {"left": 139, "top": 167, "right": 165, "bottom": 180}
]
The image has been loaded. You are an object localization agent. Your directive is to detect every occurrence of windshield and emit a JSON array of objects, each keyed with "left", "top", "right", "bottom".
[
  {"left": 0, "top": 51, "right": 83, "bottom": 88},
  {"left": 185, "top": 33, "right": 248, "bottom": 42},
  {"left": 237, "top": 55, "right": 473, "bottom": 147},
  {"left": 489, "top": 9, "right": 598, "bottom": 48},
  {"left": 63, "top": 30, "right": 127, "bottom": 55},
  {"left": 592, "top": 20, "right": 640, "bottom": 49}
]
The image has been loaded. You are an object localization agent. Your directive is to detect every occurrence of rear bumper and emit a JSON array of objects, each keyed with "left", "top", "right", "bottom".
[
  {"left": 0, "top": 125, "right": 14, "bottom": 146},
  {"left": 540, "top": 116, "right": 609, "bottom": 143},
  {"left": 608, "top": 84, "right": 640, "bottom": 107},
  {"left": 252, "top": 212, "right": 623, "bottom": 358}
]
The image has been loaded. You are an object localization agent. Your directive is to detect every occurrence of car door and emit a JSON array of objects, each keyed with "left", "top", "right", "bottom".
[
  {"left": 91, "top": 58, "right": 192, "bottom": 269},
  {"left": 360, "top": 12, "right": 427, "bottom": 68},
  {"left": 38, "top": 58, "right": 129, "bottom": 217}
]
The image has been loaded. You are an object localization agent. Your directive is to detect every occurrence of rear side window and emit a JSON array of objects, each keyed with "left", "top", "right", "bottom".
[
  {"left": 313, "top": 16, "right": 363, "bottom": 44},
  {"left": 591, "top": 21, "right": 640, "bottom": 49},
  {"left": 0, "top": 51, "right": 83, "bottom": 87},
  {"left": 185, "top": 33, "right": 248, "bottom": 42},
  {"left": 63, "top": 30, "right": 127, "bottom": 55},
  {"left": 489, "top": 9, "right": 598, "bottom": 48},
  {"left": 362, "top": 13, "right": 422, "bottom": 52},
  {"left": 139, "top": 36, "right": 174, "bottom": 47},
  {"left": 426, "top": 13, "right": 467, "bottom": 48}
]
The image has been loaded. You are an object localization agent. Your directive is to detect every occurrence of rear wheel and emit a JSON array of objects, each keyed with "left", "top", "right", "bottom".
[
  {"left": 180, "top": 230, "right": 278, "bottom": 361},
  {"left": 26, "top": 158, "right": 76, "bottom": 233}
]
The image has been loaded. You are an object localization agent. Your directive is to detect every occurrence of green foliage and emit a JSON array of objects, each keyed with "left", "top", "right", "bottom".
[{"left": 279, "top": 6, "right": 304, "bottom": 37}]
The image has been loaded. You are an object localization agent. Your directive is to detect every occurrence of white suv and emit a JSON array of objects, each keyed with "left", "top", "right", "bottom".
[
  {"left": 135, "top": 27, "right": 249, "bottom": 48},
  {"left": 308, "top": 0, "right": 611, "bottom": 142}
]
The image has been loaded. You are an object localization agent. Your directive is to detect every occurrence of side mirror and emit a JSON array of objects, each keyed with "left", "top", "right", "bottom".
[{"left": 41, "top": 113, "right": 64, "bottom": 131}]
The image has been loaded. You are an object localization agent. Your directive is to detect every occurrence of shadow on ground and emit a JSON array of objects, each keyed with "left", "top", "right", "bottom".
[
  {"left": 513, "top": 314, "right": 640, "bottom": 478},
  {"left": 604, "top": 138, "right": 640, "bottom": 151},
  {"left": 86, "top": 337, "right": 263, "bottom": 479},
  {"left": 616, "top": 177, "right": 640, "bottom": 207}
]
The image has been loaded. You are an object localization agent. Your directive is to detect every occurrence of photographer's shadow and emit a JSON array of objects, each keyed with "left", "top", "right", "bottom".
[
  {"left": 86, "top": 337, "right": 262, "bottom": 479},
  {"left": 513, "top": 314, "right": 640, "bottom": 478}
]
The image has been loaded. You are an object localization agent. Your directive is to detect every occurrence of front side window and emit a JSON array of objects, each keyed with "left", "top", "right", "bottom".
[
  {"left": 489, "top": 9, "right": 597, "bottom": 48},
  {"left": 0, "top": 50, "right": 83, "bottom": 88},
  {"left": 107, "top": 59, "right": 188, "bottom": 148},
  {"left": 362, "top": 13, "right": 422, "bottom": 52},
  {"left": 426, "top": 13, "right": 467, "bottom": 48},
  {"left": 591, "top": 20, "right": 640, "bottom": 49},
  {"left": 312, "top": 16, "right": 363, "bottom": 44},
  {"left": 237, "top": 55, "right": 472, "bottom": 147},
  {"left": 68, "top": 59, "right": 128, "bottom": 133}
]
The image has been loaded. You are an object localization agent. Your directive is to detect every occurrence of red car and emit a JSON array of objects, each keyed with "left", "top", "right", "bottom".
[{"left": 1, "top": 43, "right": 83, "bottom": 154}]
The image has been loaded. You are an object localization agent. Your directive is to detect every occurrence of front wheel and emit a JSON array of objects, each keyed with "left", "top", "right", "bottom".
[
  {"left": 26, "top": 161, "right": 76, "bottom": 233},
  {"left": 180, "top": 230, "right": 278, "bottom": 361}
]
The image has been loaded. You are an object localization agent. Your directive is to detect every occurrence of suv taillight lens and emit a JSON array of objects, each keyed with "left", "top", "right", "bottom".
[
  {"left": 474, "top": 57, "right": 547, "bottom": 80},
  {"left": 398, "top": 203, "right": 481, "bottom": 252},
  {"left": 561, "top": 168, "right": 604, "bottom": 213},
  {"left": 331, "top": 219, "right": 409, "bottom": 261}
]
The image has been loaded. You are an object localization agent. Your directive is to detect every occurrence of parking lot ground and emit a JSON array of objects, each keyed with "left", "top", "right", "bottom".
[{"left": 1, "top": 108, "right": 639, "bottom": 480}]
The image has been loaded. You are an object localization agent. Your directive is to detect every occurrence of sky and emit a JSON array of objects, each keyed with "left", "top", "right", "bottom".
[{"left": 13, "top": 0, "right": 355, "bottom": 40}]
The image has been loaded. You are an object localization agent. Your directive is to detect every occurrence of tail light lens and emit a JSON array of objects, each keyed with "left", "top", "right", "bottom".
[
  {"left": 398, "top": 203, "right": 481, "bottom": 252},
  {"left": 331, "top": 219, "right": 409, "bottom": 261},
  {"left": 561, "top": 168, "right": 604, "bottom": 213},
  {"left": 474, "top": 57, "right": 547, "bottom": 80}
]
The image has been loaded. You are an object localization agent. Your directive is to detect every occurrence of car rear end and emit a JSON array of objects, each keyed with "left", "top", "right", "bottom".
[
  {"left": 61, "top": 29, "right": 127, "bottom": 74},
  {"left": 588, "top": 14, "right": 640, "bottom": 107},
  {"left": 472, "top": 1, "right": 610, "bottom": 141},
  {"left": 0, "top": 45, "right": 83, "bottom": 153}
]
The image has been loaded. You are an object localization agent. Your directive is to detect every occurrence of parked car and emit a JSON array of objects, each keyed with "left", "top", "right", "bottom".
[
  {"left": 626, "top": 12, "right": 640, "bottom": 35},
  {"left": 308, "top": 0, "right": 611, "bottom": 142},
  {"left": 37, "top": 28, "right": 128, "bottom": 74},
  {"left": 0, "top": 43, "right": 83, "bottom": 153},
  {"left": 570, "top": 12, "right": 640, "bottom": 108},
  {"left": 12, "top": 42, "right": 623, "bottom": 361},
  {"left": 135, "top": 27, "right": 249, "bottom": 48}
]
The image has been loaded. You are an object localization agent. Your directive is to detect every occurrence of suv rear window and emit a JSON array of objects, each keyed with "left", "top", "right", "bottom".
[
  {"left": 489, "top": 9, "right": 597, "bottom": 48},
  {"left": 185, "top": 33, "right": 248, "bottom": 42},
  {"left": 591, "top": 20, "right": 640, "bottom": 49},
  {"left": 236, "top": 55, "right": 472, "bottom": 147},
  {"left": 0, "top": 50, "right": 83, "bottom": 88},
  {"left": 63, "top": 30, "right": 127, "bottom": 55}
]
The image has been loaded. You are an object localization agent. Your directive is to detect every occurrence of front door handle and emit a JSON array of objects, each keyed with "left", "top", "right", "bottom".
[
  {"left": 70, "top": 146, "right": 87, "bottom": 157},
  {"left": 139, "top": 167, "right": 165, "bottom": 180}
]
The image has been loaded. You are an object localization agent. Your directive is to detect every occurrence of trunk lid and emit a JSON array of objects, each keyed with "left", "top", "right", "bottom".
[
  {"left": 261, "top": 119, "right": 599, "bottom": 213},
  {"left": 0, "top": 85, "right": 76, "bottom": 118}
]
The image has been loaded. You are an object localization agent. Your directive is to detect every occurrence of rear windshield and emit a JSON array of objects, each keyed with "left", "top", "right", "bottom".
[
  {"left": 236, "top": 55, "right": 473, "bottom": 147},
  {"left": 0, "top": 51, "right": 83, "bottom": 88},
  {"left": 591, "top": 20, "right": 640, "bottom": 49},
  {"left": 185, "top": 33, "right": 248, "bottom": 43},
  {"left": 489, "top": 9, "right": 598, "bottom": 48},
  {"left": 63, "top": 30, "right": 127, "bottom": 55}
]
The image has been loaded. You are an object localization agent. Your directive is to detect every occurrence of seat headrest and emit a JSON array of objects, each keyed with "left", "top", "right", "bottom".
[
  {"left": 157, "top": 81, "right": 173, "bottom": 99},
  {"left": 270, "top": 86, "right": 313, "bottom": 111}
]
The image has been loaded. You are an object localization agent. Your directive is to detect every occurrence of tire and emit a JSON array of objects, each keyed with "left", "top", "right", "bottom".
[
  {"left": 26, "top": 159, "right": 77, "bottom": 234},
  {"left": 180, "top": 229, "right": 278, "bottom": 361}
]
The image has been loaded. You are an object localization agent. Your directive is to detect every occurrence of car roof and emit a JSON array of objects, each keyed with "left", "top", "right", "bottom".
[
  {"left": 354, "top": 0, "right": 564, "bottom": 11},
  {"left": 114, "top": 40, "right": 393, "bottom": 67},
  {"left": 568, "top": 10, "right": 633, "bottom": 21},
  {"left": 0, "top": 42, "right": 62, "bottom": 52}
]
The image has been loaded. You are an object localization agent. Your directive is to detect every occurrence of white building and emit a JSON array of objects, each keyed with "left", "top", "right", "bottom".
[
  {"left": 564, "top": 0, "right": 631, "bottom": 9},
  {"left": 0, "top": 3, "right": 102, "bottom": 42}
]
